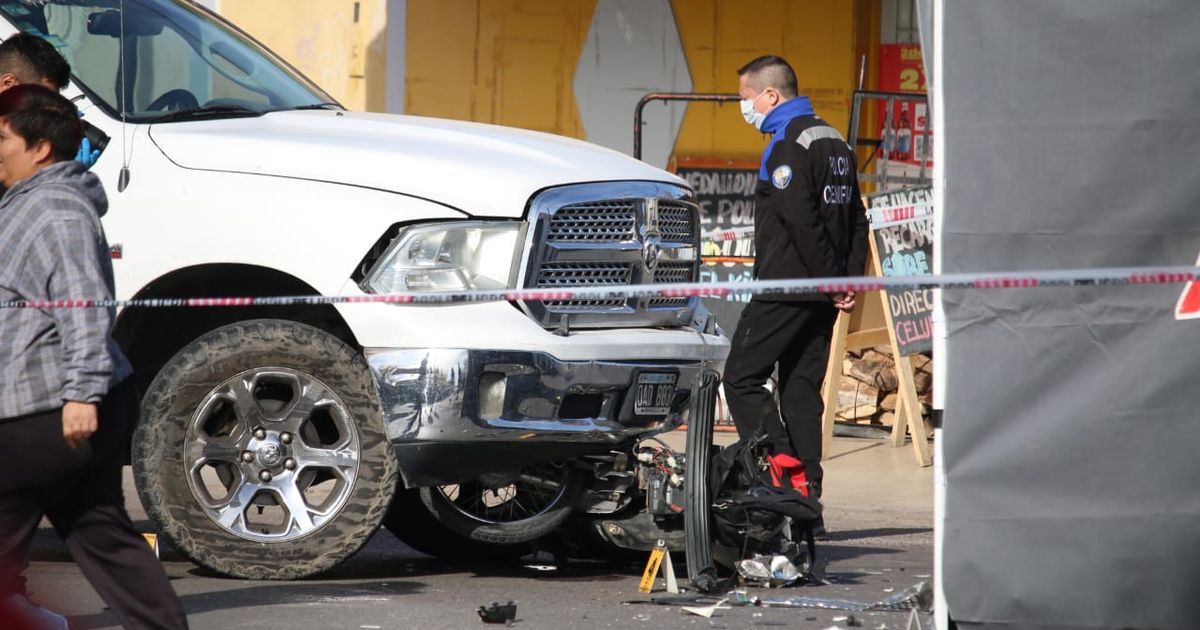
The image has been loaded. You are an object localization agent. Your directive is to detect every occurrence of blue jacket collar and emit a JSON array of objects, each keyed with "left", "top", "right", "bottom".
[
  {"left": 761, "top": 96, "right": 814, "bottom": 135},
  {"left": 758, "top": 96, "right": 815, "bottom": 179}
]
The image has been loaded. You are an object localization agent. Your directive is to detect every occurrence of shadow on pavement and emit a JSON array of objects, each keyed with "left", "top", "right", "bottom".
[
  {"left": 822, "top": 526, "right": 933, "bottom": 543},
  {"left": 68, "top": 580, "right": 425, "bottom": 630},
  {"left": 305, "top": 554, "right": 645, "bottom": 583}
]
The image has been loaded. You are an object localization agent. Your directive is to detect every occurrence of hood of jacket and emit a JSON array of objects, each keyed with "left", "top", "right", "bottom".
[{"left": 5, "top": 160, "right": 108, "bottom": 218}]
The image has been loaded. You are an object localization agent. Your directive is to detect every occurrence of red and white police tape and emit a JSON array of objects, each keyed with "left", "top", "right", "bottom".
[
  {"left": 702, "top": 202, "right": 934, "bottom": 242},
  {"left": 2, "top": 266, "right": 1198, "bottom": 310},
  {"left": 868, "top": 201, "right": 934, "bottom": 227},
  {"left": 702, "top": 225, "right": 755, "bottom": 242}
]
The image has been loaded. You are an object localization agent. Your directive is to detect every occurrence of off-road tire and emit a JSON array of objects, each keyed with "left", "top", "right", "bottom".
[{"left": 133, "top": 319, "right": 397, "bottom": 579}]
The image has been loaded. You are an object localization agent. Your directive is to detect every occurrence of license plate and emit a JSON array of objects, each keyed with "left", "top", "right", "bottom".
[{"left": 633, "top": 372, "right": 677, "bottom": 416}]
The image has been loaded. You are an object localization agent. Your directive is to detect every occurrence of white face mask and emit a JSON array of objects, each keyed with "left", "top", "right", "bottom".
[{"left": 740, "top": 90, "right": 769, "bottom": 130}]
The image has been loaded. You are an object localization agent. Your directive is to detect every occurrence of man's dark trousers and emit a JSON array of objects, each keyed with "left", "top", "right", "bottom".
[
  {"left": 0, "top": 380, "right": 188, "bottom": 630},
  {"left": 723, "top": 299, "right": 838, "bottom": 493}
]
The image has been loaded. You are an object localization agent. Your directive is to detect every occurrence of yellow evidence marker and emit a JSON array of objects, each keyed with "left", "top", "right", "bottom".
[
  {"left": 142, "top": 533, "right": 159, "bottom": 559},
  {"left": 638, "top": 540, "right": 678, "bottom": 594}
]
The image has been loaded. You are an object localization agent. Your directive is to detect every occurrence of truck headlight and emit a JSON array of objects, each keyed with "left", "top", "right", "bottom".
[{"left": 364, "top": 222, "right": 523, "bottom": 293}]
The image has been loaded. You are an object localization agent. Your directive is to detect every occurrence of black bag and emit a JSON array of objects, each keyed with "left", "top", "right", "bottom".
[{"left": 708, "top": 435, "right": 823, "bottom": 571}]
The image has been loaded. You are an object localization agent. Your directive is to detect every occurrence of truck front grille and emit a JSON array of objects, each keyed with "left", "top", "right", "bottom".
[{"left": 519, "top": 182, "right": 700, "bottom": 329}]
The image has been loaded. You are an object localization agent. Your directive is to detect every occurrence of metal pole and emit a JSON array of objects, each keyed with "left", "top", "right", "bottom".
[
  {"left": 918, "top": 96, "right": 932, "bottom": 182},
  {"left": 848, "top": 92, "right": 863, "bottom": 145},
  {"left": 633, "top": 92, "right": 740, "bottom": 161},
  {"left": 881, "top": 95, "right": 896, "bottom": 190}
]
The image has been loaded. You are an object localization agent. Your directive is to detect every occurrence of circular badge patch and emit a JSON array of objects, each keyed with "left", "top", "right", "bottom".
[{"left": 772, "top": 165, "right": 793, "bottom": 189}]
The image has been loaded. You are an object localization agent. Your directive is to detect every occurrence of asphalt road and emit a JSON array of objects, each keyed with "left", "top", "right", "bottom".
[
  {"left": 27, "top": 530, "right": 932, "bottom": 630},
  {"left": 25, "top": 438, "right": 935, "bottom": 630}
]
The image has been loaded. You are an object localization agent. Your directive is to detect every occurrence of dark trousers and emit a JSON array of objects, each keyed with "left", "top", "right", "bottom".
[
  {"left": 0, "top": 380, "right": 188, "bottom": 630},
  {"left": 723, "top": 300, "right": 838, "bottom": 492}
]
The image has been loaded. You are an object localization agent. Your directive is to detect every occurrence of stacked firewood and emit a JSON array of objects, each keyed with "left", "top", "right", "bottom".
[{"left": 836, "top": 348, "right": 932, "bottom": 427}]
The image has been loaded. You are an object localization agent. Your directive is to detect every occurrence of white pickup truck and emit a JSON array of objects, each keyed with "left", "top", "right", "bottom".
[{"left": 0, "top": 0, "right": 727, "bottom": 578}]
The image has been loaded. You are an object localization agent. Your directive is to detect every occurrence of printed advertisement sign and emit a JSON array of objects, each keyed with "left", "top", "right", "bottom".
[
  {"left": 676, "top": 165, "right": 758, "bottom": 333},
  {"left": 877, "top": 44, "right": 933, "bottom": 175},
  {"left": 868, "top": 186, "right": 934, "bottom": 355}
]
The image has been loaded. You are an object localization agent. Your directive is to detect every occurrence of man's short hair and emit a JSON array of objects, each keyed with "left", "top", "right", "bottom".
[
  {"left": 0, "top": 84, "right": 83, "bottom": 162},
  {"left": 0, "top": 33, "right": 71, "bottom": 90},
  {"left": 737, "top": 55, "right": 798, "bottom": 99}
]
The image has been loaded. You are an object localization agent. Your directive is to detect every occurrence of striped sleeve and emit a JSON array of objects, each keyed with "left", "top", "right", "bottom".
[{"left": 33, "top": 216, "right": 116, "bottom": 403}]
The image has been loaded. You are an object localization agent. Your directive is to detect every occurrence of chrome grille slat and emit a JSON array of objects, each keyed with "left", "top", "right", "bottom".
[
  {"left": 647, "top": 261, "right": 694, "bottom": 308},
  {"left": 536, "top": 263, "right": 631, "bottom": 310},
  {"left": 658, "top": 202, "right": 695, "bottom": 242},
  {"left": 536, "top": 262, "right": 632, "bottom": 286},
  {"left": 544, "top": 299, "right": 626, "bottom": 310},
  {"left": 652, "top": 262, "right": 693, "bottom": 284},
  {"left": 547, "top": 202, "right": 637, "bottom": 243}
]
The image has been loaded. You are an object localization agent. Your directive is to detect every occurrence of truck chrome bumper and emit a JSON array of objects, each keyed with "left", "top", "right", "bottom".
[
  {"left": 366, "top": 348, "right": 704, "bottom": 442},
  {"left": 365, "top": 348, "right": 706, "bottom": 486}
]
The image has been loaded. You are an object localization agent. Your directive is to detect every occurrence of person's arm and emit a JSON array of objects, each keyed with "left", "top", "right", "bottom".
[
  {"left": 831, "top": 157, "right": 872, "bottom": 312},
  {"left": 34, "top": 214, "right": 116, "bottom": 410},
  {"left": 770, "top": 139, "right": 840, "bottom": 279},
  {"left": 845, "top": 156, "right": 871, "bottom": 277}
]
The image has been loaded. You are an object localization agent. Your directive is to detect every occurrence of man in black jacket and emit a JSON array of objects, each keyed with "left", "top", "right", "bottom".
[{"left": 723, "top": 56, "right": 869, "bottom": 511}]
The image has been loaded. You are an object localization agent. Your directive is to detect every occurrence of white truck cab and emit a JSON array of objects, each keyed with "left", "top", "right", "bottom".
[{"left": 0, "top": 0, "right": 727, "bottom": 578}]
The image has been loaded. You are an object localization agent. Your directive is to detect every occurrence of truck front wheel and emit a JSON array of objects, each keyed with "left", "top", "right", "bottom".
[{"left": 133, "top": 319, "right": 398, "bottom": 579}]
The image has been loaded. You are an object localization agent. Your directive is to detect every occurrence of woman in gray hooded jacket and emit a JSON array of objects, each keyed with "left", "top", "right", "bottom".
[{"left": 0, "top": 84, "right": 187, "bottom": 630}]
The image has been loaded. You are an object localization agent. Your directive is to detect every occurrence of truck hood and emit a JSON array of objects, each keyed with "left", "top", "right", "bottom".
[{"left": 148, "top": 110, "right": 683, "bottom": 218}]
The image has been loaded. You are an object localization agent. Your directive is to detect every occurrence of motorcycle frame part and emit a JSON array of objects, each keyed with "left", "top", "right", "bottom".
[{"left": 684, "top": 369, "right": 721, "bottom": 591}]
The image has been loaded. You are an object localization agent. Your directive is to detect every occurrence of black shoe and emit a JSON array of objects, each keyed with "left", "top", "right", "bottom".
[{"left": 812, "top": 516, "right": 828, "bottom": 540}]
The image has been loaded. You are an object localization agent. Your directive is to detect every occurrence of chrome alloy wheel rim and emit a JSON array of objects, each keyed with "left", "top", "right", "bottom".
[{"left": 184, "top": 368, "right": 360, "bottom": 542}]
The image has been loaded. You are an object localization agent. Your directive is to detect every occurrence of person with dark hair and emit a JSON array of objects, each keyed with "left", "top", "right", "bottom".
[
  {"left": 0, "top": 32, "right": 101, "bottom": 167},
  {"left": 722, "top": 55, "right": 870, "bottom": 533},
  {"left": 0, "top": 33, "right": 70, "bottom": 92},
  {"left": 0, "top": 85, "right": 188, "bottom": 630}
]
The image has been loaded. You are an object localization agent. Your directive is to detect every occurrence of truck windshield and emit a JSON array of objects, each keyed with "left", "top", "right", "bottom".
[{"left": 0, "top": 0, "right": 338, "bottom": 122}]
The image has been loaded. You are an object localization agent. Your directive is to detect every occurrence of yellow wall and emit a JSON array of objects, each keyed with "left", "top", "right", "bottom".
[
  {"left": 855, "top": 0, "right": 883, "bottom": 186},
  {"left": 671, "top": 0, "right": 864, "bottom": 163},
  {"left": 218, "top": 0, "right": 389, "bottom": 112},
  {"left": 405, "top": 0, "right": 595, "bottom": 136},
  {"left": 215, "top": 0, "right": 869, "bottom": 160}
]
